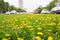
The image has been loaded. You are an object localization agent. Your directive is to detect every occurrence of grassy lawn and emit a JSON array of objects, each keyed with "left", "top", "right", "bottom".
[{"left": 0, "top": 14, "right": 60, "bottom": 40}]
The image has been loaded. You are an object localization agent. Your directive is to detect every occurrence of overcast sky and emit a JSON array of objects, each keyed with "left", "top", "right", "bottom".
[{"left": 4, "top": 0, "right": 52, "bottom": 12}]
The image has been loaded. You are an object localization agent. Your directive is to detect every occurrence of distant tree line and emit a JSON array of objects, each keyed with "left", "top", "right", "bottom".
[
  {"left": 35, "top": 0, "right": 57, "bottom": 13},
  {"left": 0, "top": 0, "right": 26, "bottom": 13}
]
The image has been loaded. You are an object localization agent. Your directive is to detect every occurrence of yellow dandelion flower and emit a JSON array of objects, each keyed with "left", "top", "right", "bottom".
[
  {"left": 36, "top": 20, "right": 38, "bottom": 22},
  {"left": 2, "top": 20, "right": 5, "bottom": 23},
  {"left": 58, "top": 27, "right": 60, "bottom": 29},
  {"left": 2, "top": 38, "right": 8, "bottom": 40},
  {"left": 37, "top": 28, "right": 42, "bottom": 30},
  {"left": 57, "top": 26, "right": 60, "bottom": 29},
  {"left": 35, "top": 36, "right": 42, "bottom": 40},
  {"left": 17, "top": 38, "right": 24, "bottom": 40},
  {"left": 49, "top": 23, "right": 56, "bottom": 26},
  {"left": 58, "top": 22, "right": 60, "bottom": 25},
  {"left": 15, "top": 25, "right": 18, "bottom": 27},
  {"left": 37, "top": 32, "right": 43, "bottom": 35},
  {"left": 48, "top": 36, "right": 53, "bottom": 40},
  {"left": 5, "top": 34, "right": 11, "bottom": 37},
  {"left": 48, "top": 30, "right": 52, "bottom": 32},
  {"left": 27, "top": 26, "right": 32, "bottom": 28},
  {"left": 0, "top": 26, "right": 3, "bottom": 28},
  {"left": 30, "top": 28, "right": 34, "bottom": 31},
  {"left": 15, "top": 19, "right": 18, "bottom": 21}
]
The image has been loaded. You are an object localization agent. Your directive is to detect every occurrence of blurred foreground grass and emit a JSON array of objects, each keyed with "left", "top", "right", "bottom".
[{"left": 0, "top": 14, "right": 60, "bottom": 40}]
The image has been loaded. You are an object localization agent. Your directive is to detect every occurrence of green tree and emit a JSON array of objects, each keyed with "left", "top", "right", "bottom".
[
  {"left": 0, "top": 0, "right": 9, "bottom": 13},
  {"left": 9, "top": 5, "right": 16, "bottom": 11},
  {"left": 0, "top": 0, "right": 26, "bottom": 13},
  {"left": 46, "top": 0, "right": 57, "bottom": 11},
  {"left": 0, "top": 0, "right": 4, "bottom": 13},
  {"left": 35, "top": 6, "right": 43, "bottom": 13},
  {"left": 16, "top": 8, "right": 26, "bottom": 12},
  {"left": 9, "top": 6, "right": 26, "bottom": 12},
  {"left": 3, "top": 2, "right": 9, "bottom": 13}
]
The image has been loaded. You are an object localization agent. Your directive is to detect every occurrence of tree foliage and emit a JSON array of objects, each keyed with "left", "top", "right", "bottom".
[
  {"left": 9, "top": 5, "right": 16, "bottom": 11},
  {"left": 35, "top": 6, "right": 43, "bottom": 13},
  {"left": 46, "top": 0, "right": 57, "bottom": 11},
  {"left": 0, "top": 0, "right": 9, "bottom": 13},
  {"left": 3, "top": 2, "right": 9, "bottom": 13},
  {"left": 0, "top": 0, "right": 26, "bottom": 13},
  {"left": 16, "top": 8, "right": 26, "bottom": 12},
  {"left": 9, "top": 6, "right": 26, "bottom": 12},
  {"left": 0, "top": 0, "right": 4, "bottom": 13}
]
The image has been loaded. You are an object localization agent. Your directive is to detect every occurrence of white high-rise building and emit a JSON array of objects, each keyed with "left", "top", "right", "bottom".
[{"left": 19, "top": 0, "right": 23, "bottom": 8}]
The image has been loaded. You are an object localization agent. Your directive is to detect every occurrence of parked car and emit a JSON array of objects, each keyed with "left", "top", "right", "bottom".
[
  {"left": 5, "top": 10, "right": 17, "bottom": 14},
  {"left": 5, "top": 11, "right": 11, "bottom": 14},
  {"left": 51, "top": 7, "right": 60, "bottom": 14},
  {"left": 50, "top": 11, "right": 56, "bottom": 14},
  {"left": 10, "top": 10, "right": 16, "bottom": 14},
  {"left": 41, "top": 9, "right": 50, "bottom": 14},
  {"left": 56, "top": 9, "right": 60, "bottom": 14}
]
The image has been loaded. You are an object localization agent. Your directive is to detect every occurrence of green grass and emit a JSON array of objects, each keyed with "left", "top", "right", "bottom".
[{"left": 0, "top": 14, "right": 60, "bottom": 40}]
